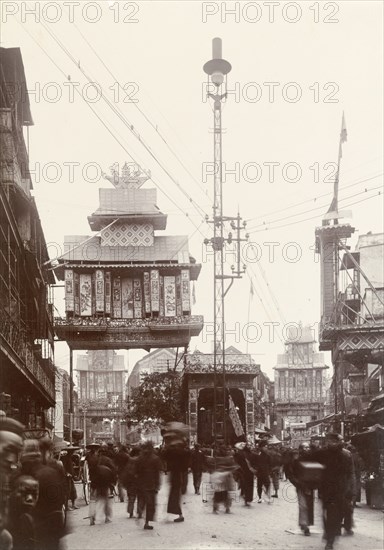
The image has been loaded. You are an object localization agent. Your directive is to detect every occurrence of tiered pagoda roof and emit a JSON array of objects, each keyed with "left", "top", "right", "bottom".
[{"left": 54, "top": 164, "right": 203, "bottom": 351}]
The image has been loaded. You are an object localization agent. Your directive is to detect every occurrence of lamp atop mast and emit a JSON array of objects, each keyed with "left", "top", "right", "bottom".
[{"left": 203, "top": 37, "right": 232, "bottom": 87}]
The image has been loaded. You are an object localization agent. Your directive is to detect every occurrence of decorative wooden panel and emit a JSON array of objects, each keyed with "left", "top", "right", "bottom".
[
  {"left": 151, "top": 270, "right": 160, "bottom": 312},
  {"left": 105, "top": 272, "right": 111, "bottom": 315},
  {"left": 121, "top": 278, "right": 134, "bottom": 318},
  {"left": 143, "top": 272, "right": 151, "bottom": 314},
  {"left": 176, "top": 274, "right": 182, "bottom": 316},
  {"left": 80, "top": 274, "right": 92, "bottom": 316},
  {"left": 113, "top": 277, "right": 121, "bottom": 318},
  {"left": 159, "top": 275, "right": 164, "bottom": 317},
  {"left": 95, "top": 270, "right": 104, "bottom": 312},
  {"left": 164, "top": 276, "right": 176, "bottom": 317},
  {"left": 74, "top": 272, "right": 80, "bottom": 315},
  {"left": 181, "top": 269, "right": 190, "bottom": 313},
  {"left": 65, "top": 269, "right": 74, "bottom": 311},
  {"left": 133, "top": 278, "right": 142, "bottom": 318}
]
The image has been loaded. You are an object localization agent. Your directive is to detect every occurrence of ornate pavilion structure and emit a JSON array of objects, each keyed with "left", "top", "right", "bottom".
[
  {"left": 53, "top": 164, "right": 203, "bottom": 441},
  {"left": 182, "top": 346, "right": 260, "bottom": 445},
  {"left": 54, "top": 164, "right": 203, "bottom": 351}
]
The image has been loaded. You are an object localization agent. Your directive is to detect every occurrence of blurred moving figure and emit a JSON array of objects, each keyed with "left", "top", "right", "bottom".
[
  {"left": 88, "top": 444, "right": 117, "bottom": 526},
  {"left": 285, "top": 442, "right": 315, "bottom": 537},
  {"left": 19, "top": 439, "right": 66, "bottom": 550},
  {"left": 190, "top": 444, "right": 206, "bottom": 495},
  {"left": 0, "top": 417, "right": 24, "bottom": 550},
  {"left": 136, "top": 442, "right": 162, "bottom": 530},
  {"left": 314, "top": 433, "right": 356, "bottom": 550}
]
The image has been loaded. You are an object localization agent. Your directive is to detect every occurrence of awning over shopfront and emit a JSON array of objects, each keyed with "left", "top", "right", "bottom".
[
  {"left": 306, "top": 413, "right": 341, "bottom": 429},
  {"left": 255, "top": 427, "right": 268, "bottom": 434},
  {"left": 351, "top": 423, "right": 384, "bottom": 447}
]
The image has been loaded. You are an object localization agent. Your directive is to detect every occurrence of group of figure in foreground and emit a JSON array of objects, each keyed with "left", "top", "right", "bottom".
[{"left": 0, "top": 416, "right": 361, "bottom": 550}]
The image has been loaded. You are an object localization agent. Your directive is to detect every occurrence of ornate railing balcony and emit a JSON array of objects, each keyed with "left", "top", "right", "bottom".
[
  {"left": 0, "top": 310, "right": 55, "bottom": 402},
  {"left": 184, "top": 362, "right": 259, "bottom": 374},
  {"left": 54, "top": 315, "right": 204, "bottom": 329}
]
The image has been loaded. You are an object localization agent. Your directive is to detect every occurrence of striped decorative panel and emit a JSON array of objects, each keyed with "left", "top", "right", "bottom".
[
  {"left": 80, "top": 274, "right": 92, "bottom": 316},
  {"left": 95, "top": 270, "right": 104, "bottom": 312},
  {"left": 151, "top": 270, "right": 160, "bottom": 312},
  {"left": 181, "top": 270, "right": 190, "bottom": 313},
  {"left": 159, "top": 276, "right": 164, "bottom": 317},
  {"left": 143, "top": 272, "right": 151, "bottom": 314},
  {"left": 164, "top": 276, "right": 176, "bottom": 317},
  {"left": 74, "top": 272, "right": 80, "bottom": 315},
  {"left": 89, "top": 371, "right": 95, "bottom": 400},
  {"left": 133, "top": 278, "right": 142, "bottom": 318},
  {"left": 121, "top": 278, "right": 134, "bottom": 318},
  {"left": 105, "top": 272, "right": 111, "bottom": 315},
  {"left": 91, "top": 273, "right": 96, "bottom": 315},
  {"left": 113, "top": 277, "right": 122, "bottom": 318},
  {"left": 176, "top": 274, "right": 182, "bottom": 316},
  {"left": 65, "top": 270, "right": 74, "bottom": 311}
]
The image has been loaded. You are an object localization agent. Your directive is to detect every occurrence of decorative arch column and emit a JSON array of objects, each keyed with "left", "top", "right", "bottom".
[
  {"left": 246, "top": 388, "right": 255, "bottom": 441},
  {"left": 188, "top": 388, "right": 198, "bottom": 444}
]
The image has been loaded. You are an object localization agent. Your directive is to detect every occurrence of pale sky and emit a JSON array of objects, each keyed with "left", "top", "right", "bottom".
[{"left": 3, "top": 1, "right": 383, "bottom": 379}]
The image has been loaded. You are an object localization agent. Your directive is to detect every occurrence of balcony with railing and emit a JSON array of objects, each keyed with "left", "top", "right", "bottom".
[
  {"left": 54, "top": 314, "right": 204, "bottom": 350},
  {"left": 0, "top": 308, "right": 55, "bottom": 403}
]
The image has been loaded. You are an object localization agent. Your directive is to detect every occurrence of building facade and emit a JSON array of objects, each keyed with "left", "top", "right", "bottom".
[
  {"left": 127, "top": 348, "right": 177, "bottom": 396},
  {"left": 75, "top": 350, "right": 126, "bottom": 443},
  {"left": 0, "top": 47, "right": 56, "bottom": 429},
  {"left": 274, "top": 326, "right": 328, "bottom": 442}
]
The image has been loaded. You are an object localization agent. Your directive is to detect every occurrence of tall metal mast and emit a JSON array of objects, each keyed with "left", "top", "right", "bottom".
[{"left": 203, "top": 39, "right": 247, "bottom": 445}]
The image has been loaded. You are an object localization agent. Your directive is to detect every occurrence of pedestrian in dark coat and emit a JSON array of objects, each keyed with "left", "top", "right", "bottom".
[
  {"left": 233, "top": 442, "right": 255, "bottom": 506},
  {"left": 114, "top": 445, "right": 129, "bottom": 503},
  {"left": 190, "top": 444, "right": 206, "bottom": 495},
  {"left": 162, "top": 443, "right": 190, "bottom": 522},
  {"left": 121, "top": 447, "right": 143, "bottom": 518},
  {"left": 136, "top": 442, "right": 162, "bottom": 530},
  {"left": 89, "top": 446, "right": 117, "bottom": 525},
  {"left": 285, "top": 443, "right": 314, "bottom": 536},
  {"left": 19, "top": 440, "right": 66, "bottom": 550},
  {"left": 269, "top": 445, "right": 283, "bottom": 498},
  {"left": 60, "top": 448, "right": 78, "bottom": 510},
  {"left": 314, "top": 433, "right": 356, "bottom": 550},
  {"left": 255, "top": 441, "right": 272, "bottom": 503}
]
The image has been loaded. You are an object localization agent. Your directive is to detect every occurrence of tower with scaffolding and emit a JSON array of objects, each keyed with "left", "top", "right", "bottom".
[{"left": 315, "top": 116, "right": 384, "bottom": 437}]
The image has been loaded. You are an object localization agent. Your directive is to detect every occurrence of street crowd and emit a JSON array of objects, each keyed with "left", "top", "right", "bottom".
[{"left": 0, "top": 416, "right": 364, "bottom": 550}]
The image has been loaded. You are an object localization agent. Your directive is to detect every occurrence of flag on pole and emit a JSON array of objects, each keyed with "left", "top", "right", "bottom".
[
  {"left": 326, "top": 113, "right": 347, "bottom": 217},
  {"left": 228, "top": 394, "right": 244, "bottom": 437}
]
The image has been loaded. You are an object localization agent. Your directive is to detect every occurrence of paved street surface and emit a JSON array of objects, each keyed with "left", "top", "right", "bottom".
[{"left": 63, "top": 474, "right": 383, "bottom": 550}]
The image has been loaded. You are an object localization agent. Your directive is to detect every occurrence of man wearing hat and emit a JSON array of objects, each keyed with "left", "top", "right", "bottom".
[
  {"left": 60, "top": 445, "right": 80, "bottom": 510},
  {"left": 314, "top": 433, "right": 356, "bottom": 550}
]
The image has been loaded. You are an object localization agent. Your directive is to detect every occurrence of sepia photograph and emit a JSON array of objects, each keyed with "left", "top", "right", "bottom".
[{"left": 0, "top": 1, "right": 383, "bottom": 549}]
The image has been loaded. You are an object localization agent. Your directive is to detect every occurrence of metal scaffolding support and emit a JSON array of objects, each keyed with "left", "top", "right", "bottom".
[{"left": 203, "top": 38, "right": 247, "bottom": 445}]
